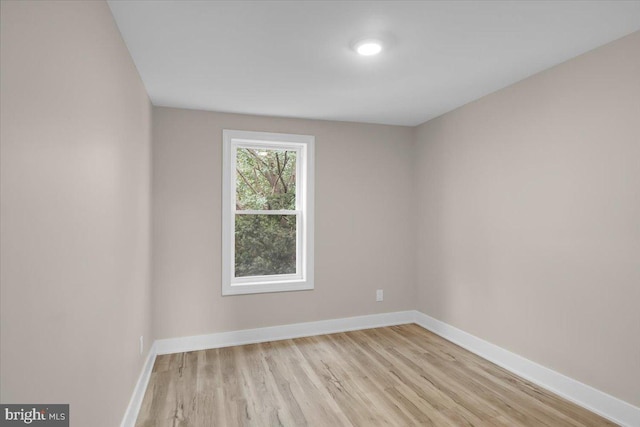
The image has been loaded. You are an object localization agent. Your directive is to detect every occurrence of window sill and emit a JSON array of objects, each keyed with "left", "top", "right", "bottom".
[{"left": 222, "top": 279, "right": 314, "bottom": 296}]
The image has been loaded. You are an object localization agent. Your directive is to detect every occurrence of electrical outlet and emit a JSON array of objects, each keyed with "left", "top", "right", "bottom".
[
  {"left": 376, "top": 289, "right": 383, "bottom": 302},
  {"left": 139, "top": 336, "right": 144, "bottom": 355}
]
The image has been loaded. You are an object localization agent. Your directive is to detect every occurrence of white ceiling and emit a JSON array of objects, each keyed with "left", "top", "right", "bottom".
[{"left": 108, "top": 1, "right": 640, "bottom": 126}]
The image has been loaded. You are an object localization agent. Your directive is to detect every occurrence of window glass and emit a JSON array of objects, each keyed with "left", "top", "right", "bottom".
[
  {"left": 235, "top": 148, "right": 297, "bottom": 211},
  {"left": 234, "top": 214, "right": 297, "bottom": 277}
]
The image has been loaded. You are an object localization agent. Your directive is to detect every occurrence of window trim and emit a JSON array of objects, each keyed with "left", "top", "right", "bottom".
[{"left": 222, "top": 129, "right": 314, "bottom": 296}]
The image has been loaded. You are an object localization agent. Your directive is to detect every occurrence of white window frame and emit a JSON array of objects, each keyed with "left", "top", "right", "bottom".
[{"left": 222, "top": 129, "right": 314, "bottom": 296}]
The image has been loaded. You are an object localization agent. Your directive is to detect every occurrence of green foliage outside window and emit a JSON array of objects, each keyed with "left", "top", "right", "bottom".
[{"left": 235, "top": 148, "right": 297, "bottom": 277}]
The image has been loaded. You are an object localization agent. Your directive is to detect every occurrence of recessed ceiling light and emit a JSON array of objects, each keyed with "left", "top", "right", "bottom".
[{"left": 354, "top": 39, "right": 383, "bottom": 56}]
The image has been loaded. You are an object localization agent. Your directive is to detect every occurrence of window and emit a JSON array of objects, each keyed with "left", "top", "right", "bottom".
[{"left": 222, "top": 130, "right": 314, "bottom": 295}]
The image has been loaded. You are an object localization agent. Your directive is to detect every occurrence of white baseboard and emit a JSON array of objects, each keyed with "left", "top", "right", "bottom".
[
  {"left": 154, "top": 310, "right": 415, "bottom": 355},
  {"left": 123, "top": 310, "right": 639, "bottom": 427},
  {"left": 413, "top": 310, "right": 640, "bottom": 427},
  {"left": 121, "top": 342, "right": 157, "bottom": 427}
]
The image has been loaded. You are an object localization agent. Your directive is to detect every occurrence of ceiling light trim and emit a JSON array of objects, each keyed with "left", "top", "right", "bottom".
[{"left": 353, "top": 38, "right": 384, "bottom": 56}]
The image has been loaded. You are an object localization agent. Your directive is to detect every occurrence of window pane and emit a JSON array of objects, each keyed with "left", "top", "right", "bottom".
[
  {"left": 236, "top": 148, "right": 296, "bottom": 210},
  {"left": 235, "top": 214, "right": 296, "bottom": 277}
]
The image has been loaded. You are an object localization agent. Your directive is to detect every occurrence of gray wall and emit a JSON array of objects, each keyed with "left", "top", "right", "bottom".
[
  {"left": 0, "top": 1, "right": 152, "bottom": 426},
  {"left": 414, "top": 31, "right": 640, "bottom": 406},
  {"left": 152, "top": 107, "right": 416, "bottom": 340}
]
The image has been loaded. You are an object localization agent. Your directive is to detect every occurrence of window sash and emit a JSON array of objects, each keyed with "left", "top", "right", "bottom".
[
  {"left": 231, "top": 211, "right": 302, "bottom": 282},
  {"left": 233, "top": 144, "right": 302, "bottom": 212},
  {"left": 230, "top": 141, "right": 304, "bottom": 284}
]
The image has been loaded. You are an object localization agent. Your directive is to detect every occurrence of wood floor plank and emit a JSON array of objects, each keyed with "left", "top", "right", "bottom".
[
  {"left": 345, "top": 329, "right": 489, "bottom": 425},
  {"left": 136, "top": 324, "right": 617, "bottom": 427},
  {"left": 357, "top": 327, "right": 505, "bottom": 423},
  {"left": 269, "top": 339, "right": 352, "bottom": 427},
  {"left": 380, "top": 326, "right": 580, "bottom": 426},
  {"left": 237, "top": 343, "right": 288, "bottom": 427},
  {"left": 295, "top": 335, "right": 394, "bottom": 426},
  {"left": 323, "top": 333, "right": 425, "bottom": 426},
  {"left": 327, "top": 331, "right": 455, "bottom": 426},
  {"left": 391, "top": 325, "right": 617, "bottom": 427}
]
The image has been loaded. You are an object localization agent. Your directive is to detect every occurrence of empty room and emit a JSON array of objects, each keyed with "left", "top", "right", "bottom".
[{"left": 1, "top": 1, "right": 639, "bottom": 426}]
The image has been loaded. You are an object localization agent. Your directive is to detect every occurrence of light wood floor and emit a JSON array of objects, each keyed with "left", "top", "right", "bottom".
[{"left": 136, "top": 324, "right": 616, "bottom": 426}]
